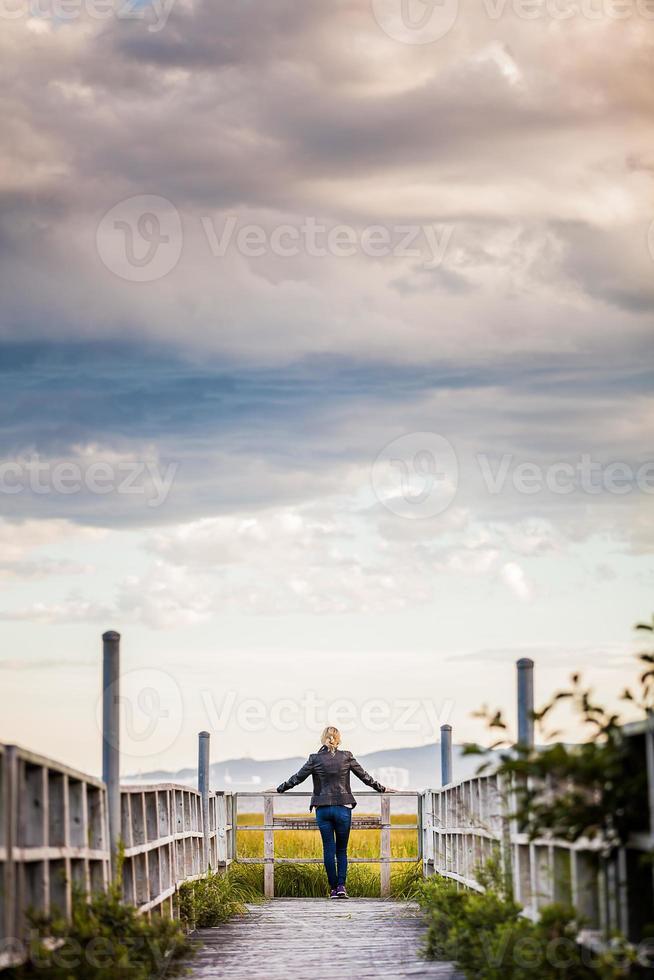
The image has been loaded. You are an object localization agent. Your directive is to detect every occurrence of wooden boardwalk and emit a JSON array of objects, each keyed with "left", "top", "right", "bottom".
[{"left": 188, "top": 898, "right": 463, "bottom": 979}]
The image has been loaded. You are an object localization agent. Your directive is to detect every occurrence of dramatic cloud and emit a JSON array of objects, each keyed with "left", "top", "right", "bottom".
[{"left": 1, "top": 0, "right": 652, "bottom": 768}]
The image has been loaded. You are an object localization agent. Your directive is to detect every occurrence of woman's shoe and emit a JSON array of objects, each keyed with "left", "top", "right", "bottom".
[
  {"left": 336, "top": 885, "right": 349, "bottom": 899},
  {"left": 329, "top": 888, "right": 339, "bottom": 899}
]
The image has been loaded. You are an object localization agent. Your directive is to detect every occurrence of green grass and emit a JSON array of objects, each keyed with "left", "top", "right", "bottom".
[
  {"left": 227, "top": 859, "right": 423, "bottom": 899},
  {"left": 232, "top": 811, "right": 423, "bottom": 898},
  {"left": 5, "top": 881, "right": 191, "bottom": 979},
  {"left": 179, "top": 866, "right": 263, "bottom": 928}
]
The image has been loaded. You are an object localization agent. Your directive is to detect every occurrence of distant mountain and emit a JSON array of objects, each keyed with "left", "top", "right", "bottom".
[{"left": 124, "top": 741, "right": 493, "bottom": 793}]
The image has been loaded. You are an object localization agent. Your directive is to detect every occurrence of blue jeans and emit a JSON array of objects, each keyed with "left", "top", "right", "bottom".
[{"left": 315, "top": 805, "right": 352, "bottom": 888}]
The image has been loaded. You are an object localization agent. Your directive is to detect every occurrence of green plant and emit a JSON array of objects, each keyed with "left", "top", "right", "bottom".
[
  {"left": 417, "top": 868, "right": 634, "bottom": 979},
  {"left": 5, "top": 879, "right": 191, "bottom": 979},
  {"left": 465, "top": 617, "right": 654, "bottom": 853},
  {"left": 209, "top": 858, "right": 422, "bottom": 899},
  {"left": 417, "top": 862, "right": 522, "bottom": 967},
  {"left": 178, "top": 866, "right": 261, "bottom": 929}
]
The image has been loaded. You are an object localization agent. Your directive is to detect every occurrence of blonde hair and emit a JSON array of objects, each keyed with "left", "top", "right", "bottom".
[{"left": 320, "top": 726, "right": 342, "bottom": 754}]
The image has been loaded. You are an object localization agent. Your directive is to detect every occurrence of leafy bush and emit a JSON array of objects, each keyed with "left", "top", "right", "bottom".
[
  {"left": 466, "top": 617, "right": 654, "bottom": 853},
  {"left": 215, "top": 857, "right": 423, "bottom": 900},
  {"left": 178, "top": 866, "right": 261, "bottom": 929},
  {"left": 5, "top": 882, "right": 192, "bottom": 979},
  {"left": 417, "top": 870, "right": 635, "bottom": 979}
]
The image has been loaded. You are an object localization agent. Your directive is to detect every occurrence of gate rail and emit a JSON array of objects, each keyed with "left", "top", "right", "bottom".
[{"left": 234, "top": 790, "right": 420, "bottom": 897}]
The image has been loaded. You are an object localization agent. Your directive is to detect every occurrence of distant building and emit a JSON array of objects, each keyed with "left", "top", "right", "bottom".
[
  {"left": 370, "top": 766, "right": 410, "bottom": 789},
  {"left": 224, "top": 769, "right": 262, "bottom": 786}
]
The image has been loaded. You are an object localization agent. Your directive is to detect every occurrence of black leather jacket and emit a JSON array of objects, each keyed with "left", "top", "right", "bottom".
[{"left": 277, "top": 746, "right": 386, "bottom": 810}]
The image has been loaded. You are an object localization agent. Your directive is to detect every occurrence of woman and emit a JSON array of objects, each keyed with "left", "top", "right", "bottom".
[{"left": 273, "top": 726, "right": 392, "bottom": 899}]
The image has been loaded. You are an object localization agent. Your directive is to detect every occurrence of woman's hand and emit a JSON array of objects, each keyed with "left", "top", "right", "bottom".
[
  {"left": 263, "top": 787, "right": 278, "bottom": 793},
  {"left": 384, "top": 787, "right": 399, "bottom": 793}
]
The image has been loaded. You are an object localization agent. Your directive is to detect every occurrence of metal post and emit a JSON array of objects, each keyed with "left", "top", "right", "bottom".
[
  {"left": 102, "top": 630, "right": 121, "bottom": 870},
  {"left": 441, "top": 724, "right": 453, "bottom": 786},
  {"left": 3, "top": 745, "right": 18, "bottom": 945},
  {"left": 198, "top": 731, "right": 211, "bottom": 870},
  {"left": 517, "top": 658, "right": 535, "bottom": 748}
]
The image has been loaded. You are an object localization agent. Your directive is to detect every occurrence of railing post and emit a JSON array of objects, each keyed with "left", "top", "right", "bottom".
[
  {"left": 102, "top": 630, "right": 121, "bottom": 871},
  {"left": 440, "top": 724, "right": 453, "bottom": 786},
  {"left": 263, "top": 794, "right": 275, "bottom": 898},
  {"left": 380, "top": 794, "right": 391, "bottom": 898},
  {"left": 3, "top": 745, "right": 18, "bottom": 947},
  {"left": 517, "top": 658, "right": 535, "bottom": 748},
  {"left": 198, "top": 731, "right": 211, "bottom": 870}
]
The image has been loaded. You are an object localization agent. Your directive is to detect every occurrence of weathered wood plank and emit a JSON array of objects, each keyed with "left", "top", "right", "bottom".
[{"left": 187, "top": 899, "right": 463, "bottom": 979}]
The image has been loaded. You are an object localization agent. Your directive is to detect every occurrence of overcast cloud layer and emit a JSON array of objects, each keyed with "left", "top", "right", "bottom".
[{"left": 0, "top": 0, "right": 652, "bottom": 769}]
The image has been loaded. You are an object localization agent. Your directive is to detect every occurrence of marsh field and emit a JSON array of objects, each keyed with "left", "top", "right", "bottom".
[{"left": 229, "top": 811, "right": 423, "bottom": 898}]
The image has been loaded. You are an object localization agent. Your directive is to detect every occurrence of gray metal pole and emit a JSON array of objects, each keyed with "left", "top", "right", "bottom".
[
  {"left": 198, "top": 731, "right": 211, "bottom": 869},
  {"left": 517, "top": 658, "right": 535, "bottom": 748},
  {"left": 440, "top": 724, "right": 453, "bottom": 786},
  {"left": 102, "top": 630, "right": 121, "bottom": 870}
]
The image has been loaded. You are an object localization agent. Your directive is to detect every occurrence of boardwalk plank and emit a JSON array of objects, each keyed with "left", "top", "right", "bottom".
[{"left": 187, "top": 899, "right": 463, "bottom": 979}]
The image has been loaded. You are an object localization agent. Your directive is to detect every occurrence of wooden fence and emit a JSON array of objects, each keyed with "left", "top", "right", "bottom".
[
  {"left": 421, "top": 720, "right": 654, "bottom": 945},
  {"left": 0, "top": 741, "right": 234, "bottom": 967},
  {"left": 234, "top": 790, "right": 420, "bottom": 898},
  {"left": 1, "top": 629, "right": 652, "bottom": 965},
  {"left": 0, "top": 743, "right": 110, "bottom": 969},
  {"left": 119, "top": 783, "right": 234, "bottom": 916}
]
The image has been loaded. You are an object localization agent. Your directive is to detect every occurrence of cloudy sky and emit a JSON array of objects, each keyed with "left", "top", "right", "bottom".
[{"left": 0, "top": 0, "right": 652, "bottom": 777}]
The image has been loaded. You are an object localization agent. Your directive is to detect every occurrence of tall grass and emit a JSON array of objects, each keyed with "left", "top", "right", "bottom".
[
  {"left": 179, "top": 866, "right": 263, "bottom": 928},
  {"left": 232, "top": 811, "right": 423, "bottom": 899}
]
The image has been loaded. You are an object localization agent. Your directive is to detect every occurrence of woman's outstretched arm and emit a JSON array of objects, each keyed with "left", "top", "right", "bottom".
[
  {"left": 276, "top": 756, "right": 314, "bottom": 793},
  {"left": 347, "top": 753, "right": 387, "bottom": 792}
]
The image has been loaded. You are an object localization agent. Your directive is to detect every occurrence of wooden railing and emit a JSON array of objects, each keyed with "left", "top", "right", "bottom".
[
  {"left": 420, "top": 719, "right": 654, "bottom": 944},
  {"left": 234, "top": 790, "right": 420, "bottom": 898},
  {"left": 2, "top": 630, "right": 652, "bottom": 963},
  {"left": 0, "top": 743, "right": 111, "bottom": 969},
  {"left": 0, "top": 742, "right": 235, "bottom": 967},
  {"left": 119, "top": 783, "right": 234, "bottom": 916}
]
